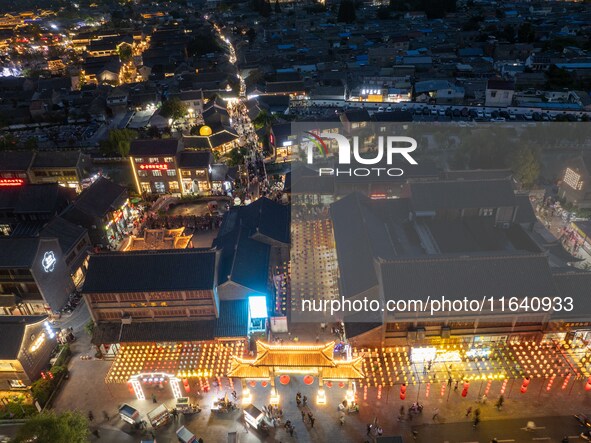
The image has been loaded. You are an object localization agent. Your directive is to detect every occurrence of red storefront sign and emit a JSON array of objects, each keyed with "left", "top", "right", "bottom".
[
  {"left": 138, "top": 164, "right": 168, "bottom": 170},
  {"left": 0, "top": 178, "right": 25, "bottom": 186}
]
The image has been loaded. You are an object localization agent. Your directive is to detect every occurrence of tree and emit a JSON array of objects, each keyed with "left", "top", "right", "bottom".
[
  {"left": 100, "top": 129, "right": 138, "bottom": 157},
  {"left": 84, "top": 320, "right": 95, "bottom": 336},
  {"left": 14, "top": 411, "right": 89, "bottom": 443},
  {"left": 160, "top": 97, "right": 188, "bottom": 122},
  {"left": 252, "top": 110, "right": 277, "bottom": 157},
  {"left": 227, "top": 147, "right": 247, "bottom": 167},
  {"left": 337, "top": 0, "right": 356, "bottom": 23},
  {"left": 117, "top": 42, "right": 133, "bottom": 63},
  {"left": 507, "top": 145, "right": 540, "bottom": 188}
]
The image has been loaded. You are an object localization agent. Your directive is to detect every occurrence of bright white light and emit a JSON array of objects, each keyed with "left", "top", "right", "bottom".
[
  {"left": 410, "top": 347, "right": 436, "bottom": 363},
  {"left": 131, "top": 379, "right": 145, "bottom": 400},
  {"left": 171, "top": 378, "right": 183, "bottom": 399},
  {"left": 249, "top": 296, "right": 268, "bottom": 319},
  {"left": 50, "top": 24, "right": 58, "bottom": 30}
]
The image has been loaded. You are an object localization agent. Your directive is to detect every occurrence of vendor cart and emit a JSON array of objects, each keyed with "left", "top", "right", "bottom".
[
  {"left": 176, "top": 426, "right": 196, "bottom": 443},
  {"left": 147, "top": 404, "right": 171, "bottom": 429},
  {"left": 119, "top": 404, "right": 141, "bottom": 425},
  {"left": 243, "top": 404, "right": 266, "bottom": 430}
]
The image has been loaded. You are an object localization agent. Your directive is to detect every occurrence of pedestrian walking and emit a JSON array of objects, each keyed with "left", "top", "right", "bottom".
[
  {"left": 152, "top": 393, "right": 157, "bottom": 403},
  {"left": 432, "top": 408, "right": 440, "bottom": 422},
  {"left": 339, "top": 414, "right": 345, "bottom": 426},
  {"left": 310, "top": 417, "right": 315, "bottom": 428},
  {"left": 454, "top": 381, "right": 459, "bottom": 391},
  {"left": 473, "top": 416, "right": 480, "bottom": 428},
  {"left": 400, "top": 405, "right": 405, "bottom": 416},
  {"left": 301, "top": 410, "right": 306, "bottom": 421},
  {"left": 366, "top": 424, "right": 372, "bottom": 436},
  {"left": 465, "top": 407, "right": 472, "bottom": 417},
  {"left": 92, "top": 429, "right": 100, "bottom": 438},
  {"left": 447, "top": 377, "right": 452, "bottom": 387},
  {"left": 88, "top": 411, "right": 94, "bottom": 422},
  {"left": 288, "top": 425, "right": 294, "bottom": 436},
  {"left": 303, "top": 395, "right": 307, "bottom": 407},
  {"left": 412, "top": 430, "right": 419, "bottom": 440}
]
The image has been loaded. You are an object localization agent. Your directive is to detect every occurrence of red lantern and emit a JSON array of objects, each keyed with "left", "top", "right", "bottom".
[
  {"left": 461, "top": 388, "right": 468, "bottom": 397},
  {"left": 249, "top": 380, "right": 256, "bottom": 387},
  {"left": 338, "top": 381, "right": 345, "bottom": 388},
  {"left": 522, "top": 377, "right": 530, "bottom": 387},
  {"left": 463, "top": 381, "right": 470, "bottom": 390},
  {"left": 279, "top": 375, "right": 290, "bottom": 385},
  {"left": 585, "top": 383, "right": 591, "bottom": 392},
  {"left": 304, "top": 375, "right": 314, "bottom": 385},
  {"left": 184, "top": 384, "right": 191, "bottom": 393},
  {"left": 326, "top": 381, "right": 333, "bottom": 388},
  {"left": 183, "top": 379, "right": 189, "bottom": 386},
  {"left": 400, "top": 383, "right": 407, "bottom": 394},
  {"left": 261, "top": 381, "right": 268, "bottom": 388},
  {"left": 400, "top": 392, "right": 406, "bottom": 400},
  {"left": 520, "top": 385, "right": 527, "bottom": 394}
]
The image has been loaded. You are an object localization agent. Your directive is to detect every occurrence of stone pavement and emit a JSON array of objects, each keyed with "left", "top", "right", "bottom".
[{"left": 50, "top": 331, "right": 591, "bottom": 442}]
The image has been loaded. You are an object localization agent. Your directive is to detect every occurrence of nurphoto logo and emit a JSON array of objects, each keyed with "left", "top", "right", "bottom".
[{"left": 301, "top": 131, "right": 419, "bottom": 177}]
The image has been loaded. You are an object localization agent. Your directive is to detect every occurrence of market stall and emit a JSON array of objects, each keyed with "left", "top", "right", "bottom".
[{"left": 147, "top": 404, "right": 171, "bottom": 429}]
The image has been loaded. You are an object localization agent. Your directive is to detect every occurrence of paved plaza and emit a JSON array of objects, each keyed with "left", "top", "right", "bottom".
[{"left": 47, "top": 329, "right": 591, "bottom": 443}]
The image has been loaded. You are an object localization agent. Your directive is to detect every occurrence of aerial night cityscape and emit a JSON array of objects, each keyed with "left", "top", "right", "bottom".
[{"left": 1, "top": 0, "right": 591, "bottom": 442}]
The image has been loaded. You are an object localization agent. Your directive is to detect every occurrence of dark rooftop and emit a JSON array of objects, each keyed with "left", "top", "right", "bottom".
[
  {"left": 31, "top": 151, "right": 83, "bottom": 169},
  {"left": 408, "top": 179, "right": 516, "bottom": 213},
  {"left": 82, "top": 249, "right": 217, "bottom": 293},
  {"left": 0, "top": 316, "right": 48, "bottom": 359},
  {"left": 177, "top": 151, "right": 214, "bottom": 169},
  {"left": 129, "top": 138, "right": 180, "bottom": 156},
  {"left": 0, "top": 151, "right": 34, "bottom": 172}
]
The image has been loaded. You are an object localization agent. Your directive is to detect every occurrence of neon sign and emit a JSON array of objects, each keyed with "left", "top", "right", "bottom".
[
  {"left": 42, "top": 251, "right": 56, "bottom": 273},
  {"left": 139, "top": 164, "right": 168, "bottom": 170},
  {"left": 0, "top": 178, "right": 25, "bottom": 187},
  {"left": 30, "top": 333, "right": 46, "bottom": 352}
]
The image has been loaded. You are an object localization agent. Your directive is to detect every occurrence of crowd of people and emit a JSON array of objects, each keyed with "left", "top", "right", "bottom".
[{"left": 141, "top": 213, "right": 224, "bottom": 233}]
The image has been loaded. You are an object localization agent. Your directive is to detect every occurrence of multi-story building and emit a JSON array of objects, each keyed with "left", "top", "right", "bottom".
[
  {"left": 0, "top": 151, "right": 90, "bottom": 192},
  {"left": 0, "top": 237, "right": 75, "bottom": 316},
  {"left": 129, "top": 139, "right": 182, "bottom": 195},
  {"left": 60, "top": 177, "right": 130, "bottom": 248},
  {"left": 485, "top": 79, "right": 515, "bottom": 107},
  {"left": 82, "top": 249, "right": 220, "bottom": 324},
  {"left": 0, "top": 316, "right": 57, "bottom": 390},
  {"left": 29, "top": 151, "right": 90, "bottom": 192},
  {"left": 129, "top": 139, "right": 231, "bottom": 196},
  {"left": 177, "top": 151, "right": 214, "bottom": 195}
]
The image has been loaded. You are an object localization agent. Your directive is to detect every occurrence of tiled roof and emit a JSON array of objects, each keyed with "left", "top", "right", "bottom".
[
  {"left": 177, "top": 151, "right": 213, "bottom": 169},
  {"left": 31, "top": 151, "right": 82, "bottom": 169},
  {"left": 82, "top": 249, "right": 217, "bottom": 293},
  {"left": 0, "top": 316, "right": 47, "bottom": 359},
  {"left": 408, "top": 179, "right": 516, "bottom": 212},
  {"left": 39, "top": 216, "right": 87, "bottom": 255},
  {"left": 0, "top": 237, "right": 40, "bottom": 268},
  {"left": 214, "top": 300, "right": 249, "bottom": 338},
  {"left": 0, "top": 151, "right": 34, "bottom": 171},
  {"left": 129, "top": 138, "right": 180, "bottom": 156},
  {"left": 379, "top": 253, "right": 556, "bottom": 301},
  {"left": 65, "top": 177, "right": 127, "bottom": 219}
]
